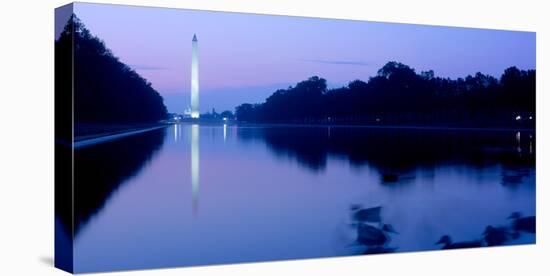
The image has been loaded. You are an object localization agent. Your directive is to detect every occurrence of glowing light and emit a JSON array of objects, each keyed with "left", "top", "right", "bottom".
[
  {"left": 223, "top": 124, "right": 227, "bottom": 142},
  {"left": 515, "top": 115, "right": 522, "bottom": 121},
  {"left": 516, "top": 131, "right": 522, "bottom": 154}
]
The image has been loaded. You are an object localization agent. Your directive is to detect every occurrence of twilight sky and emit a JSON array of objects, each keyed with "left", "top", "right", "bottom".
[{"left": 70, "top": 3, "right": 535, "bottom": 113}]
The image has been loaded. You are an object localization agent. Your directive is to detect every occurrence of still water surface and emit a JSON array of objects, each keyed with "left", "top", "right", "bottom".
[{"left": 73, "top": 124, "right": 535, "bottom": 272}]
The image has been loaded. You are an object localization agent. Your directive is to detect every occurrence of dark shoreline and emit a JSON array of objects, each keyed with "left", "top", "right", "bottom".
[
  {"left": 74, "top": 122, "right": 171, "bottom": 142},
  {"left": 67, "top": 121, "right": 535, "bottom": 148},
  {"left": 73, "top": 124, "right": 169, "bottom": 149},
  {"left": 230, "top": 122, "right": 535, "bottom": 132}
]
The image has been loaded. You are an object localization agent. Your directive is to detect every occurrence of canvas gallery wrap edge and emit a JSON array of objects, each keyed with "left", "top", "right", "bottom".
[{"left": 55, "top": 2, "right": 536, "bottom": 274}]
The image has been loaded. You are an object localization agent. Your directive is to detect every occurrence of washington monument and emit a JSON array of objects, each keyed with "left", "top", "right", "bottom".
[{"left": 190, "top": 34, "right": 199, "bottom": 118}]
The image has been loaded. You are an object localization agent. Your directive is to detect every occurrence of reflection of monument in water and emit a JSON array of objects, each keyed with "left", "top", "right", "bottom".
[
  {"left": 190, "top": 34, "right": 200, "bottom": 118},
  {"left": 191, "top": 124, "right": 199, "bottom": 215},
  {"left": 185, "top": 34, "right": 200, "bottom": 214}
]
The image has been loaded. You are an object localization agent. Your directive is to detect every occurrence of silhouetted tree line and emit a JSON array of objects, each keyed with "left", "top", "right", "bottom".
[
  {"left": 235, "top": 62, "right": 535, "bottom": 127},
  {"left": 56, "top": 15, "right": 167, "bottom": 124}
]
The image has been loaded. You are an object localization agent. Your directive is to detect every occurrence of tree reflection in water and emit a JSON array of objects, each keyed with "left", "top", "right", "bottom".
[
  {"left": 238, "top": 126, "right": 535, "bottom": 187},
  {"left": 72, "top": 128, "right": 166, "bottom": 235}
]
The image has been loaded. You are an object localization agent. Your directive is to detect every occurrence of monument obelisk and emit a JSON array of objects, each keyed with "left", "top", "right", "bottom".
[{"left": 190, "top": 34, "right": 199, "bottom": 118}]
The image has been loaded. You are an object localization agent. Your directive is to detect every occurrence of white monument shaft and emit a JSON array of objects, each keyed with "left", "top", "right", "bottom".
[{"left": 190, "top": 34, "right": 199, "bottom": 118}]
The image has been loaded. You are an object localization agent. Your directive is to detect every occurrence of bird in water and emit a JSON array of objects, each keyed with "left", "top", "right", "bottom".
[
  {"left": 351, "top": 206, "right": 382, "bottom": 223},
  {"left": 357, "top": 223, "right": 397, "bottom": 247},
  {"left": 508, "top": 212, "right": 536, "bottom": 238},
  {"left": 483, "top": 225, "right": 511, "bottom": 246},
  {"left": 436, "top": 235, "right": 482, "bottom": 250}
]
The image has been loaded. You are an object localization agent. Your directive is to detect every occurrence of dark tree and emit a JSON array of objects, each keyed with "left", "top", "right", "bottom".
[
  {"left": 235, "top": 103, "right": 261, "bottom": 122},
  {"left": 220, "top": 110, "right": 234, "bottom": 120},
  {"left": 56, "top": 15, "right": 168, "bottom": 124}
]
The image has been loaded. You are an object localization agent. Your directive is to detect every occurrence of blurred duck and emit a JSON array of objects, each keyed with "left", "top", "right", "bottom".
[
  {"left": 483, "top": 226, "right": 511, "bottom": 246},
  {"left": 508, "top": 212, "right": 536, "bottom": 237},
  {"left": 357, "top": 223, "right": 397, "bottom": 247},
  {"left": 351, "top": 206, "right": 382, "bottom": 223},
  {"left": 436, "top": 235, "right": 482, "bottom": 250},
  {"left": 381, "top": 173, "right": 399, "bottom": 183}
]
